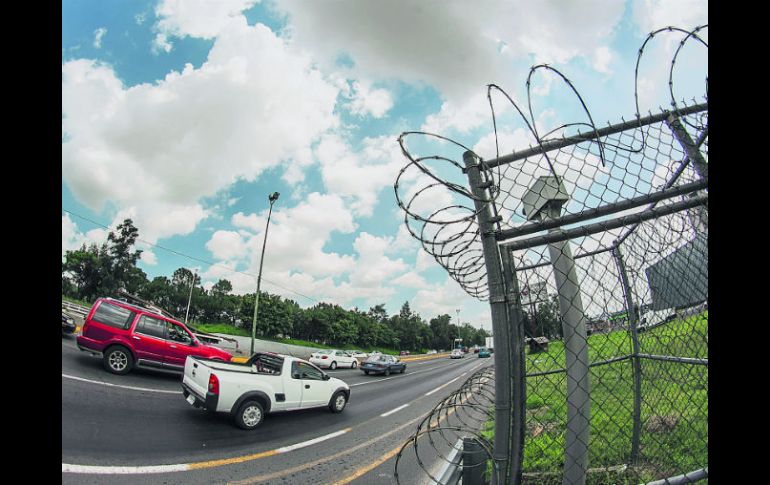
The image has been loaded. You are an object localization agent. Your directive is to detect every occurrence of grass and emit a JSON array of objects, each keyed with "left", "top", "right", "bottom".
[{"left": 483, "top": 312, "right": 708, "bottom": 484}]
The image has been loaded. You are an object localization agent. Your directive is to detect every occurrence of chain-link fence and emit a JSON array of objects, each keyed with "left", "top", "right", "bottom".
[{"left": 394, "top": 25, "right": 707, "bottom": 485}]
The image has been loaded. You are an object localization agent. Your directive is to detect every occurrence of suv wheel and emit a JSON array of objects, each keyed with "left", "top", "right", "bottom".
[{"left": 104, "top": 346, "right": 133, "bottom": 375}]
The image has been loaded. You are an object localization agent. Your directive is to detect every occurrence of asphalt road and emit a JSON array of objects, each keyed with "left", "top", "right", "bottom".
[{"left": 62, "top": 334, "right": 493, "bottom": 484}]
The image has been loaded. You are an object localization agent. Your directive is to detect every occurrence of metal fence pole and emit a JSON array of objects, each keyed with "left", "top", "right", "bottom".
[
  {"left": 543, "top": 206, "right": 590, "bottom": 485},
  {"left": 612, "top": 245, "right": 642, "bottom": 463},
  {"left": 463, "top": 151, "right": 519, "bottom": 485},
  {"left": 501, "top": 245, "right": 526, "bottom": 483}
]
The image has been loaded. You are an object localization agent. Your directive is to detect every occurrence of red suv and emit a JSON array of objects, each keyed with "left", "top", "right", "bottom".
[{"left": 77, "top": 298, "right": 233, "bottom": 375}]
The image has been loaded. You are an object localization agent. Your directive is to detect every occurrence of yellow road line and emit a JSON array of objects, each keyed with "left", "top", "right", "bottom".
[{"left": 187, "top": 450, "right": 278, "bottom": 470}]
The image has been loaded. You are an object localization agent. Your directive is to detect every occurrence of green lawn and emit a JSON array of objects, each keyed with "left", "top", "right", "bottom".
[{"left": 485, "top": 312, "right": 708, "bottom": 484}]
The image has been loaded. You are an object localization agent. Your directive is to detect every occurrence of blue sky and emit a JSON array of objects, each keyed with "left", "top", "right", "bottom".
[{"left": 62, "top": 0, "right": 708, "bottom": 330}]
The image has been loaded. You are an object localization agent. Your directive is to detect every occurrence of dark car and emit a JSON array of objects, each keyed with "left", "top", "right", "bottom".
[
  {"left": 361, "top": 354, "right": 406, "bottom": 376},
  {"left": 399, "top": 350, "right": 410, "bottom": 356},
  {"left": 62, "top": 311, "right": 77, "bottom": 335}
]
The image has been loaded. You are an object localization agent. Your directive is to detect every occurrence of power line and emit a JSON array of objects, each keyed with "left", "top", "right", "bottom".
[{"left": 62, "top": 208, "right": 320, "bottom": 305}]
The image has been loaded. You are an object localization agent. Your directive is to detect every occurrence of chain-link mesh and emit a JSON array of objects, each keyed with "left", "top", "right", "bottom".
[{"left": 393, "top": 25, "right": 707, "bottom": 485}]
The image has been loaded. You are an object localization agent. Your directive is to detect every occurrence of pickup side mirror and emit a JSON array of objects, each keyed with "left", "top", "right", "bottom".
[{"left": 323, "top": 374, "right": 330, "bottom": 381}]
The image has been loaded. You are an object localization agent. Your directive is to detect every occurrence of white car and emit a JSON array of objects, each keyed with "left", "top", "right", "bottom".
[
  {"left": 310, "top": 349, "right": 358, "bottom": 370},
  {"left": 450, "top": 349, "right": 464, "bottom": 359},
  {"left": 345, "top": 350, "right": 369, "bottom": 359}
]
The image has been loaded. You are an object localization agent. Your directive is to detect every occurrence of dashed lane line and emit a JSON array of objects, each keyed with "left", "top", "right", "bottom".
[{"left": 62, "top": 373, "right": 179, "bottom": 394}]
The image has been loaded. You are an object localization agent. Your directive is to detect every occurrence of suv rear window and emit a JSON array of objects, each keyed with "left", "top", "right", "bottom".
[{"left": 91, "top": 301, "right": 136, "bottom": 330}]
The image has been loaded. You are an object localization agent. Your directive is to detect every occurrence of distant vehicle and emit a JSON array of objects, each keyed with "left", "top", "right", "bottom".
[
  {"left": 182, "top": 353, "right": 350, "bottom": 429},
  {"left": 399, "top": 350, "right": 410, "bottom": 356},
  {"left": 309, "top": 349, "right": 358, "bottom": 370},
  {"left": 345, "top": 350, "right": 368, "bottom": 359},
  {"left": 361, "top": 354, "right": 406, "bottom": 376},
  {"left": 426, "top": 350, "right": 437, "bottom": 355},
  {"left": 62, "top": 311, "right": 77, "bottom": 335},
  {"left": 461, "top": 346, "right": 469, "bottom": 353},
  {"left": 485, "top": 336, "right": 494, "bottom": 351},
  {"left": 478, "top": 348, "right": 491, "bottom": 358},
  {"left": 473, "top": 347, "right": 480, "bottom": 354},
  {"left": 450, "top": 349, "right": 464, "bottom": 359},
  {"left": 76, "top": 297, "right": 233, "bottom": 375}
]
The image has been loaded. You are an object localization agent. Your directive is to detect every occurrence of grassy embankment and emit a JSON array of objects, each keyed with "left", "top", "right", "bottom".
[{"left": 480, "top": 312, "right": 708, "bottom": 484}]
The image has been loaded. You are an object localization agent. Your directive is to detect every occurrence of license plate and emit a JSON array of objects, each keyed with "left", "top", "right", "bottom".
[{"left": 186, "top": 393, "right": 196, "bottom": 405}]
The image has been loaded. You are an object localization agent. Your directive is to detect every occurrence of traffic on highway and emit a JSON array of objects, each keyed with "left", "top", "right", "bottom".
[{"left": 62, "top": 310, "right": 492, "bottom": 485}]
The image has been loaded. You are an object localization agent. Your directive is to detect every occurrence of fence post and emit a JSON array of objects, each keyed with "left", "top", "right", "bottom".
[
  {"left": 612, "top": 245, "right": 642, "bottom": 463},
  {"left": 543, "top": 205, "right": 590, "bottom": 485},
  {"left": 501, "top": 245, "right": 526, "bottom": 483},
  {"left": 463, "top": 151, "right": 520, "bottom": 485},
  {"left": 462, "top": 437, "right": 486, "bottom": 485}
]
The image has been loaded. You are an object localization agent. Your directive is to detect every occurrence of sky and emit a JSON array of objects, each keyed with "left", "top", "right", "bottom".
[{"left": 61, "top": 0, "right": 708, "bottom": 331}]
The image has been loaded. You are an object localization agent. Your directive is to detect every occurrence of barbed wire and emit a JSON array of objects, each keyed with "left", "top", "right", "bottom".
[
  {"left": 394, "top": 366, "right": 498, "bottom": 484},
  {"left": 394, "top": 25, "right": 708, "bottom": 302}
]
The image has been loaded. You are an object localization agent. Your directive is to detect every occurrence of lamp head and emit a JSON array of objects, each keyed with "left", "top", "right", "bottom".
[{"left": 268, "top": 192, "right": 280, "bottom": 203}]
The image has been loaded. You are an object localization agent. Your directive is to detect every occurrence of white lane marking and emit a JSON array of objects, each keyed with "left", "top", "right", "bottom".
[
  {"left": 62, "top": 373, "right": 179, "bottom": 394},
  {"left": 62, "top": 463, "right": 189, "bottom": 474},
  {"left": 276, "top": 429, "right": 349, "bottom": 453},
  {"left": 424, "top": 376, "right": 461, "bottom": 396},
  {"left": 380, "top": 403, "right": 409, "bottom": 417}
]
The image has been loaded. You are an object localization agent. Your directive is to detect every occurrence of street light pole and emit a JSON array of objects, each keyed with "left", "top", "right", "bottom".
[
  {"left": 250, "top": 192, "right": 280, "bottom": 356},
  {"left": 184, "top": 269, "right": 197, "bottom": 325}
]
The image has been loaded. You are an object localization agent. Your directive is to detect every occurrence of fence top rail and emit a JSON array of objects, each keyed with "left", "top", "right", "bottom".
[{"left": 480, "top": 102, "right": 708, "bottom": 170}]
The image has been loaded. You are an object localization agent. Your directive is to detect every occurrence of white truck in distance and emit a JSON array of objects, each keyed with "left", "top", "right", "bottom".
[
  {"left": 182, "top": 352, "right": 351, "bottom": 429},
  {"left": 485, "top": 336, "right": 494, "bottom": 351}
]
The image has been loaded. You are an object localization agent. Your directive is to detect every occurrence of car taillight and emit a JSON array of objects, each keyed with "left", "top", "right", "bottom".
[
  {"left": 321, "top": 355, "right": 328, "bottom": 359},
  {"left": 208, "top": 374, "right": 219, "bottom": 395}
]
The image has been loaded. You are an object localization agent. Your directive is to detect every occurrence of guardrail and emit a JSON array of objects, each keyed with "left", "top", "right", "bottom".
[{"left": 62, "top": 300, "right": 90, "bottom": 318}]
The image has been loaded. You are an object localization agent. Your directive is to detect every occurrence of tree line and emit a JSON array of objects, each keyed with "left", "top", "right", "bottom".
[{"left": 62, "top": 219, "right": 492, "bottom": 351}]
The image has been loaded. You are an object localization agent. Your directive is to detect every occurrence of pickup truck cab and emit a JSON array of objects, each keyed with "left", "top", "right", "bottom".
[{"left": 182, "top": 352, "right": 350, "bottom": 429}]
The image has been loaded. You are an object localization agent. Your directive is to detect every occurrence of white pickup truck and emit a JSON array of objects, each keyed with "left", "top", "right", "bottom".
[{"left": 181, "top": 352, "right": 351, "bottom": 429}]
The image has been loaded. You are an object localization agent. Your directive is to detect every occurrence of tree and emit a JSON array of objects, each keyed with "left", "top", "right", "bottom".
[{"left": 107, "top": 219, "right": 143, "bottom": 292}]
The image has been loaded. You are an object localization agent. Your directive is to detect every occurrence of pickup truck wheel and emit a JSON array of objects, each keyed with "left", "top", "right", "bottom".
[
  {"left": 330, "top": 361, "right": 337, "bottom": 370},
  {"left": 384, "top": 368, "right": 391, "bottom": 377},
  {"left": 351, "top": 361, "right": 357, "bottom": 369},
  {"left": 104, "top": 346, "right": 133, "bottom": 375},
  {"left": 234, "top": 400, "right": 264, "bottom": 430},
  {"left": 329, "top": 392, "right": 347, "bottom": 413},
  {"left": 364, "top": 370, "right": 370, "bottom": 375}
]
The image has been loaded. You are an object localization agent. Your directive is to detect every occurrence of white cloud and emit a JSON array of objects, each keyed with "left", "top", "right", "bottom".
[
  {"left": 346, "top": 80, "right": 393, "bottom": 118},
  {"left": 206, "top": 230, "right": 247, "bottom": 261},
  {"left": 61, "top": 214, "right": 108, "bottom": 255},
  {"left": 93, "top": 28, "right": 107, "bottom": 49},
  {"left": 274, "top": 0, "right": 625, "bottom": 103},
  {"left": 62, "top": 21, "right": 340, "bottom": 243},
  {"left": 631, "top": 0, "right": 708, "bottom": 35},
  {"left": 315, "top": 134, "right": 403, "bottom": 217},
  {"left": 154, "top": 0, "right": 260, "bottom": 41},
  {"left": 592, "top": 46, "right": 613, "bottom": 75}
]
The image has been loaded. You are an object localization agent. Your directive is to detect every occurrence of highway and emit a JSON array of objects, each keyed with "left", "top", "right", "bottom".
[{"left": 62, "top": 334, "right": 493, "bottom": 484}]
